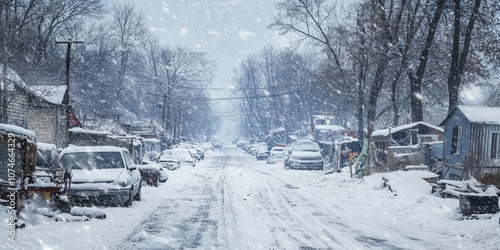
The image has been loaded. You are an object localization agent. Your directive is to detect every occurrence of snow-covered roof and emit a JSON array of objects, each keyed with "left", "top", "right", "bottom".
[
  {"left": 0, "top": 123, "right": 36, "bottom": 142},
  {"left": 28, "top": 85, "right": 66, "bottom": 105},
  {"left": 314, "top": 124, "right": 345, "bottom": 131},
  {"left": 372, "top": 122, "right": 443, "bottom": 137},
  {"left": 456, "top": 105, "right": 500, "bottom": 124},
  {"left": 0, "top": 63, "right": 28, "bottom": 90}
]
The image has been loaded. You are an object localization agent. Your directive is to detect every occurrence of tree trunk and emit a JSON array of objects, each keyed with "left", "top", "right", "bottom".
[
  {"left": 409, "top": 0, "right": 445, "bottom": 122},
  {"left": 447, "top": 0, "right": 481, "bottom": 113}
]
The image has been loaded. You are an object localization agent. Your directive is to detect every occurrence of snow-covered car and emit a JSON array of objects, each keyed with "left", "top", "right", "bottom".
[
  {"left": 255, "top": 144, "right": 270, "bottom": 161},
  {"left": 286, "top": 139, "right": 324, "bottom": 170},
  {"left": 177, "top": 143, "right": 205, "bottom": 160},
  {"left": 160, "top": 148, "right": 196, "bottom": 167},
  {"left": 59, "top": 146, "right": 142, "bottom": 207},
  {"left": 157, "top": 153, "right": 181, "bottom": 170},
  {"left": 211, "top": 137, "right": 223, "bottom": 148},
  {"left": 267, "top": 146, "right": 289, "bottom": 164},
  {"left": 136, "top": 161, "right": 169, "bottom": 187}
]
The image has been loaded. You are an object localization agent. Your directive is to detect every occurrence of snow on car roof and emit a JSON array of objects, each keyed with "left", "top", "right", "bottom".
[
  {"left": 37, "top": 142, "right": 57, "bottom": 151},
  {"left": 144, "top": 138, "right": 161, "bottom": 142},
  {"left": 0, "top": 123, "right": 36, "bottom": 142},
  {"left": 60, "top": 145, "right": 127, "bottom": 155}
]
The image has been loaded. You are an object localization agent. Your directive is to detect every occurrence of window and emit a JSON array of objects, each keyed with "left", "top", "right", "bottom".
[
  {"left": 492, "top": 132, "right": 500, "bottom": 159},
  {"left": 451, "top": 125, "right": 462, "bottom": 154},
  {"left": 60, "top": 152, "right": 125, "bottom": 170}
]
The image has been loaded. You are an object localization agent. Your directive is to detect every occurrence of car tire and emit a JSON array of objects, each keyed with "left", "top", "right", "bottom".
[
  {"left": 133, "top": 185, "right": 141, "bottom": 201},
  {"left": 124, "top": 191, "right": 133, "bottom": 207},
  {"left": 153, "top": 173, "right": 160, "bottom": 187}
]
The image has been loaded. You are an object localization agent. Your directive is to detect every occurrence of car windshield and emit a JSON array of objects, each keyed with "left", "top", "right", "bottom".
[
  {"left": 293, "top": 141, "right": 320, "bottom": 152},
  {"left": 36, "top": 149, "right": 55, "bottom": 168},
  {"left": 60, "top": 152, "right": 124, "bottom": 170}
]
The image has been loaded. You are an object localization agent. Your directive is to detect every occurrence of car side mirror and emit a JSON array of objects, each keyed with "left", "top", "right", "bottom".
[{"left": 128, "top": 165, "right": 137, "bottom": 171}]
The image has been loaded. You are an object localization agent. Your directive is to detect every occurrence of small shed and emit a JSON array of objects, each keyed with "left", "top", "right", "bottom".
[
  {"left": 27, "top": 85, "right": 67, "bottom": 147},
  {"left": 372, "top": 122, "right": 444, "bottom": 151},
  {"left": 439, "top": 105, "right": 500, "bottom": 180}
]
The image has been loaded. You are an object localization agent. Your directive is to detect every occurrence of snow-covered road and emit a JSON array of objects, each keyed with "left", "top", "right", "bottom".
[{"left": 3, "top": 145, "right": 500, "bottom": 249}]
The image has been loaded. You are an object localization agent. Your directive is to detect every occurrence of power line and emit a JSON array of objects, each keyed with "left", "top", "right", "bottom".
[
  {"left": 155, "top": 82, "right": 320, "bottom": 91},
  {"left": 143, "top": 87, "right": 323, "bottom": 102}
]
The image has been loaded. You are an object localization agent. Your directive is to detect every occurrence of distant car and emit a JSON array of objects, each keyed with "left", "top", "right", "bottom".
[
  {"left": 236, "top": 139, "right": 247, "bottom": 147},
  {"left": 177, "top": 143, "right": 205, "bottom": 160},
  {"left": 212, "top": 137, "right": 223, "bottom": 148},
  {"left": 255, "top": 144, "right": 270, "bottom": 161},
  {"left": 267, "top": 146, "right": 289, "bottom": 164},
  {"left": 185, "top": 142, "right": 206, "bottom": 159},
  {"left": 249, "top": 143, "right": 260, "bottom": 156},
  {"left": 157, "top": 154, "right": 181, "bottom": 170},
  {"left": 160, "top": 148, "right": 196, "bottom": 167},
  {"left": 136, "top": 159, "right": 169, "bottom": 187},
  {"left": 59, "top": 146, "right": 142, "bottom": 207},
  {"left": 286, "top": 139, "right": 324, "bottom": 170}
]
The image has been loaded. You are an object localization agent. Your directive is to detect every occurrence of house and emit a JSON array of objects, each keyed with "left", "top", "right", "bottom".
[
  {"left": 372, "top": 121, "right": 444, "bottom": 151},
  {"left": 439, "top": 105, "right": 500, "bottom": 180},
  {"left": 1, "top": 64, "right": 81, "bottom": 147},
  {"left": 27, "top": 85, "right": 68, "bottom": 147},
  {"left": 0, "top": 64, "right": 30, "bottom": 128}
]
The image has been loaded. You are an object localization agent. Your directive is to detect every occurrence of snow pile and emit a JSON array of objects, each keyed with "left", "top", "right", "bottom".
[{"left": 70, "top": 206, "right": 106, "bottom": 220}]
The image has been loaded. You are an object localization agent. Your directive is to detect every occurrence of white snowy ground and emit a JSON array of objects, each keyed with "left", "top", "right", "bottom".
[{"left": 1, "top": 145, "right": 500, "bottom": 249}]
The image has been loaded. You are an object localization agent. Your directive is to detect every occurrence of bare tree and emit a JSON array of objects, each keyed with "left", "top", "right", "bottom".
[
  {"left": 407, "top": 0, "right": 445, "bottom": 122},
  {"left": 446, "top": 0, "right": 481, "bottom": 113},
  {"left": 110, "top": 2, "right": 147, "bottom": 96}
]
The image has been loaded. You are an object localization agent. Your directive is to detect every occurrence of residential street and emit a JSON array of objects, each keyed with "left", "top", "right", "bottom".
[{"left": 4, "top": 145, "right": 499, "bottom": 250}]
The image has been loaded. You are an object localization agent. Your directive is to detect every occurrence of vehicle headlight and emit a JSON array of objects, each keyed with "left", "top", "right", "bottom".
[{"left": 114, "top": 179, "right": 128, "bottom": 187}]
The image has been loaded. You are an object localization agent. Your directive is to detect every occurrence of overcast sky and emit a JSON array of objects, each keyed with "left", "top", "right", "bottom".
[
  {"left": 129, "top": 0, "right": 291, "bottom": 137},
  {"left": 133, "top": 0, "right": 288, "bottom": 88}
]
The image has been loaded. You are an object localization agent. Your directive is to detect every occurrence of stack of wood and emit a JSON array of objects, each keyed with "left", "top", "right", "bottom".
[{"left": 432, "top": 179, "right": 500, "bottom": 217}]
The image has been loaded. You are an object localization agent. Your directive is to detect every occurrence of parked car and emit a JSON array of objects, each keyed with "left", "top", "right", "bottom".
[
  {"left": 255, "top": 144, "right": 270, "bottom": 161},
  {"left": 185, "top": 142, "right": 206, "bottom": 160},
  {"left": 160, "top": 148, "right": 196, "bottom": 167},
  {"left": 136, "top": 160, "right": 169, "bottom": 187},
  {"left": 157, "top": 153, "right": 181, "bottom": 170},
  {"left": 59, "top": 146, "right": 142, "bottom": 207},
  {"left": 177, "top": 143, "right": 204, "bottom": 160},
  {"left": 267, "top": 146, "right": 289, "bottom": 164},
  {"left": 211, "top": 137, "right": 223, "bottom": 148},
  {"left": 285, "top": 139, "right": 324, "bottom": 170},
  {"left": 36, "top": 142, "right": 71, "bottom": 190}
]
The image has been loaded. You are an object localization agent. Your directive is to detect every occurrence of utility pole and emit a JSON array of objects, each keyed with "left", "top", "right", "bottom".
[{"left": 56, "top": 39, "right": 83, "bottom": 147}]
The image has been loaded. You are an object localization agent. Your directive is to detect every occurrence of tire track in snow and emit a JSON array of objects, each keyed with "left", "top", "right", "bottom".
[{"left": 111, "top": 159, "right": 223, "bottom": 250}]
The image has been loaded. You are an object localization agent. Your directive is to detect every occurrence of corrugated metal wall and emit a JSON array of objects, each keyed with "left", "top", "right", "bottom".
[{"left": 467, "top": 123, "right": 500, "bottom": 177}]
